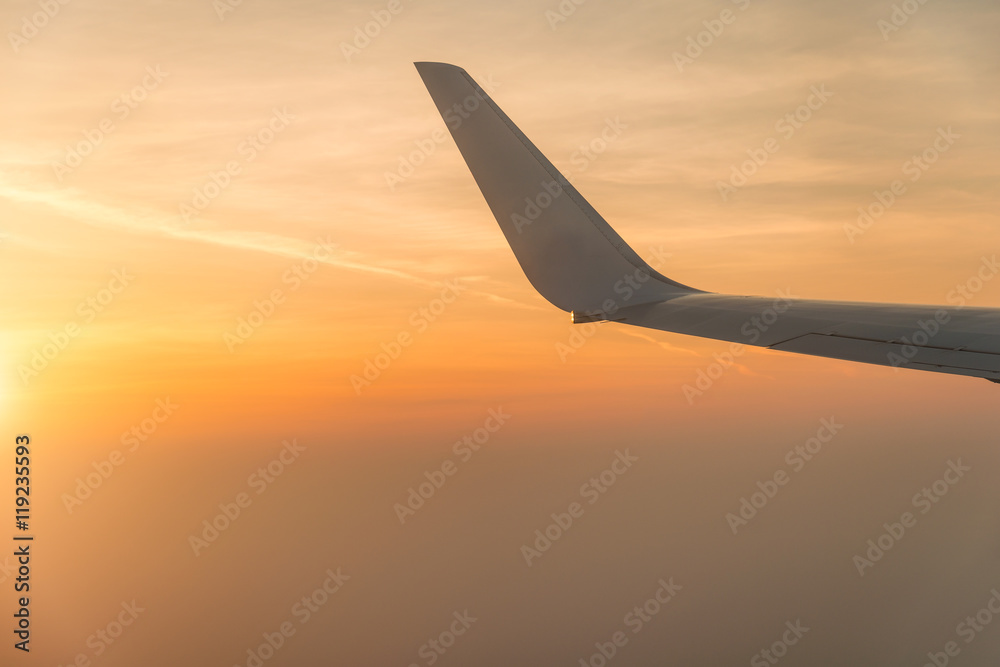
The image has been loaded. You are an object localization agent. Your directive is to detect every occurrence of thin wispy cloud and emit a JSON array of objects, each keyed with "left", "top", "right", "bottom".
[{"left": 0, "top": 175, "right": 538, "bottom": 309}]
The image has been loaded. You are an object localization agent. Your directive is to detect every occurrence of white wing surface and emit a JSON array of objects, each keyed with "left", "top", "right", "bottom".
[{"left": 415, "top": 62, "right": 1000, "bottom": 383}]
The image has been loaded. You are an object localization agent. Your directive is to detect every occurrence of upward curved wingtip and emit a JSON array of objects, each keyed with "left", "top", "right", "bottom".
[
  {"left": 414, "top": 62, "right": 695, "bottom": 314},
  {"left": 413, "top": 61, "right": 464, "bottom": 74}
]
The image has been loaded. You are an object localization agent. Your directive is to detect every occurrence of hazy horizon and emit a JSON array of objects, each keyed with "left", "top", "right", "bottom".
[{"left": 2, "top": 0, "right": 1000, "bottom": 664}]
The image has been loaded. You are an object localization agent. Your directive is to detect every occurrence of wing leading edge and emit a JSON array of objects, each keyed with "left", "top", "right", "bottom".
[{"left": 414, "top": 61, "right": 1000, "bottom": 383}]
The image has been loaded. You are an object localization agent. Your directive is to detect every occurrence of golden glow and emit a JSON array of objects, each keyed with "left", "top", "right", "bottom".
[{"left": 4, "top": 2, "right": 1000, "bottom": 664}]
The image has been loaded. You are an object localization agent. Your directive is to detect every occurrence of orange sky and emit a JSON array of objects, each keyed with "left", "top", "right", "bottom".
[
  {"left": 2, "top": 0, "right": 999, "bottom": 443},
  {"left": 2, "top": 1, "right": 1000, "bottom": 665}
]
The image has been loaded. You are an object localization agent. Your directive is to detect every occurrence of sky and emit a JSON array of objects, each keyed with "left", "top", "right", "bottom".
[{"left": 1, "top": 0, "right": 1000, "bottom": 664}]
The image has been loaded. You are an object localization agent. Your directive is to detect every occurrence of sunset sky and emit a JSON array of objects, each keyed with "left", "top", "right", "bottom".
[{"left": 2, "top": 0, "right": 1000, "bottom": 664}]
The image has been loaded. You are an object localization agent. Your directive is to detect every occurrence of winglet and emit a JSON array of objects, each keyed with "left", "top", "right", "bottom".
[{"left": 414, "top": 62, "right": 697, "bottom": 315}]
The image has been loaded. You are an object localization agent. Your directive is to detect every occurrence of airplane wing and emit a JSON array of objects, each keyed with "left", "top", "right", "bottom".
[{"left": 414, "top": 61, "right": 1000, "bottom": 383}]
